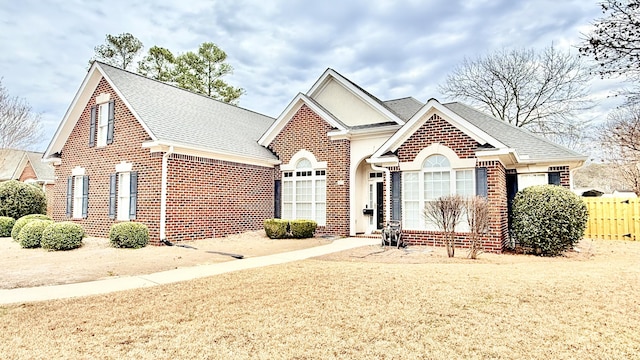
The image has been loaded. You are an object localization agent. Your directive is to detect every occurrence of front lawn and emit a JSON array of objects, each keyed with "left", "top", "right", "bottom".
[{"left": 0, "top": 239, "right": 638, "bottom": 359}]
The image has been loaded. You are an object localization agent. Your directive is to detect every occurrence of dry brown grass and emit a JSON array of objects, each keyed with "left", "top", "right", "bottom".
[{"left": 1, "top": 239, "right": 639, "bottom": 359}]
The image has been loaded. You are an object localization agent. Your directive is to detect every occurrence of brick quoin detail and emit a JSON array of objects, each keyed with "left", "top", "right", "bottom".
[
  {"left": 164, "top": 154, "right": 274, "bottom": 242},
  {"left": 268, "top": 104, "right": 350, "bottom": 236},
  {"left": 549, "top": 165, "right": 571, "bottom": 188},
  {"left": 397, "top": 114, "right": 480, "bottom": 162},
  {"left": 50, "top": 78, "right": 163, "bottom": 242}
]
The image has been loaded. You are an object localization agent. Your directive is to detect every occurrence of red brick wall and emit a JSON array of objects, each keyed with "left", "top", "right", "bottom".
[
  {"left": 50, "top": 78, "right": 163, "bottom": 241},
  {"left": 267, "top": 104, "right": 350, "bottom": 236},
  {"left": 390, "top": 113, "right": 508, "bottom": 253},
  {"left": 549, "top": 165, "right": 571, "bottom": 188},
  {"left": 397, "top": 114, "right": 480, "bottom": 161},
  {"left": 18, "top": 163, "right": 36, "bottom": 181},
  {"left": 164, "top": 154, "right": 274, "bottom": 242}
]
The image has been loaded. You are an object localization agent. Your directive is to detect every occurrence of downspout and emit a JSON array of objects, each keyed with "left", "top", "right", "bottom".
[
  {"left": 160, "top": 146, "right": 174, "bottom": 241},
  {"left": 370, "top": 163, "right": 391, "bottom": 225}
]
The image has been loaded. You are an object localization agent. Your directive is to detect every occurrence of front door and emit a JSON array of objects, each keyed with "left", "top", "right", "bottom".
[{"left": 376, "top": 182, "right": 384, "bottom": 229}]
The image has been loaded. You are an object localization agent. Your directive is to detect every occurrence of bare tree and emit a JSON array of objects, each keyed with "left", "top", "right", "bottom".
[
  {"left": 600, "top": 102, "right": 640, "bottom": 194},
  {"left": 423, "top": 195, "right": 464, "bottom": 258},
  {"left": 0, "top": 79, "right": 42, "bottom": 150},
  {"left": 465, "top": 196, "right": 490, "bottom": 259},
  {"left": 439, "top": 45, "right": 594, "bottom": 149}
]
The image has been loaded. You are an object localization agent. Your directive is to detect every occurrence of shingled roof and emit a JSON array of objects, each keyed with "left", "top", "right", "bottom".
[
  {"left": 443, "top": 102, "right": 584, "bottom": 161},
  {"left": 97, "top": 63, "right": 277, "bottom": 161},
  {"left": 383, "top": 97, "right": 423, "bottom": 121}
]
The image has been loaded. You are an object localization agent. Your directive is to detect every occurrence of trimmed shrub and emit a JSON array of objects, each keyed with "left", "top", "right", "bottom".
[
  {"left": 264, "top": 219, "right": 289, "bottom": 239},
  {"left": 512, "top": 185, "right": 588, "bottom": 256},
  {"left": 109, "top": 222, "right": 149, "bottom": 249},
  {"left": 18, "top": 219, "right": 54, "bottom": 248},
  {"left": 11, "top": 214, "right": 53, "bottom": 240},
  {"left": 0, "top": 216, "right": 15, "bottom": 237},
  {"left": 0, "top": 180, "right": 47, "bottom": 220},
  {"left": 41, "top": 222, "right": 85, "bottom": 251},
  {"left": 289, "top": 220, "right": 317, "bottom": 239}
]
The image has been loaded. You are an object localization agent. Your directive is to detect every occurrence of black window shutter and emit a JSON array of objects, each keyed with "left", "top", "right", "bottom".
[
  {"left": 129, "top": 171, "right": 138, "bottom": 220},
  {"left": 89, "top": 105, "right": 97, "bottom": 147},
  {"left": 82, "top": 175, "right": 89, "bottom": 219},
  {"left": 109, "top": 173, "right": 116, "bottom": 219},
  {"left": 548, "top": 172, "right": 561, "bottom": 186},
  {"left": 274, "top": 180, "right": 281, "bottom": 219},
  {"left": 476, "top": 167, "right": 488, "bottom": 198},
  {"left": 391, "top": 172, "right": 401, "bottom": 221},
  {"left": 107, "top": 100, "right": 115, "bottom": 145},
  {"left": 66, "top": 176, "right": 73, "bottom": 217}
]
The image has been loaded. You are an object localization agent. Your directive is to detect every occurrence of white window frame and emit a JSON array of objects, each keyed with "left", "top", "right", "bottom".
[
  {"left": 402, "top": 153, "right": 475, "bottom": 231},
  {"left": 73, "top": 175, "right": 84, "bottom": 219},
  {"left": 517, "top": 173, "right": 548, "bottom": 191},
  {"left": 117, "top": 172, "right": 131, "bottom": 221},
  {"left": 281, "top": 152, "right": 327, "bottom": 226},
  {"left": 97, "top": 102, "right": 109, "bottom": 147}
]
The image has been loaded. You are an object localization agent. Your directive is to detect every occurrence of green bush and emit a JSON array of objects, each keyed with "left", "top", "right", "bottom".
[
  {"left": 512, "top": 185, "right": 588, "bottom": 256},
  {"left": 0, "top": 180, "right": 47, "bottom": 220},
  {"left": 41, "top": 222, "right": 85, "bottom": 251},
  {"left": 18, "top": 219, "right": 54, "bottom": 248},
  {"left": 11, "top": 214, "right": 53, "bottom": 240},
  {"left": 0, "top": 216, "right": 15, "bottom": 237},
  {"left": 109, "top": 222, "right": 149, "bottom": 249},
  {"left": 289, "top": 220, "right": 317, "bottom": 239},
  {"left": 264, "top": 219, "right": 289, "bottom": 239}
]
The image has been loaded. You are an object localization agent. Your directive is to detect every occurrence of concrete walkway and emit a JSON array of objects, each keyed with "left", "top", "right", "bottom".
[{"left": 0, "top": 237, "right": 379, "bottom": 305}]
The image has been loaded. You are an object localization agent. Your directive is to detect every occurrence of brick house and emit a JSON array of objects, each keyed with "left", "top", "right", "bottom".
[{"left": 43, "top": 63, "right": 585, "bottom": 251}]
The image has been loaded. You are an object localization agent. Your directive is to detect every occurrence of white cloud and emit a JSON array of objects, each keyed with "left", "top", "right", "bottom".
[{"left": 0, "top": 0, "right": 624, "bottom": 154}]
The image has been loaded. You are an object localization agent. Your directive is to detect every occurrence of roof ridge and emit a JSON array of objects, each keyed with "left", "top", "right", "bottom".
[
  {"left": 443, "top": 101, "right": 583, "bottom": 157},
  {"left": 96, "top": 62, "right": 274, "bottom": 120},
  {"left": 384, "top": 96, "right": 423, "bottom": 105}
]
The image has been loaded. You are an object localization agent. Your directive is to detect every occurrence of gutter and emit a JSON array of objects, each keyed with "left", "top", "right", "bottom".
[{"left": 160, "top": 146, "right": 174, "bottom": 241}]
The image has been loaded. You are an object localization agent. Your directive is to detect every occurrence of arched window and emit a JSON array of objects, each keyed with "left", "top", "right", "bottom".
[
  {"left": 282, "top": 156, "right": 326, "bottom": 225},
  {"left": 402, "top": 152, "right": 475, "bottom": 230}
]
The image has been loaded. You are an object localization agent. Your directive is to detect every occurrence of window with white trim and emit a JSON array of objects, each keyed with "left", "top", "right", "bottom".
[
  {"left": 517, "top": 173, "right": 547, "bottom": 191},
  {"left": 282, "top": 158, "right": 326, "bottom": 225},
  {"left": 97, "top": 102, "right": 109, "bottom": 147},
  {"left": 73, "top": 176, "right": 84, "bottom": 219},
  {"left": 402, "top": 154, "right": 475, "bottom": 230},
  {"left": 117, "top": 172, "right": 131, "bottom": 221}
]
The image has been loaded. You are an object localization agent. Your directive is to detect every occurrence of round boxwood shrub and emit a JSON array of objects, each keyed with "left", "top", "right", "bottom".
[
  {"left": 11, "top": 214, "right": 53, "bottom": 241},
  {"left": 0, "top": 180, "right": 47, "bottom": 220},
  {"left": 109, "top": 222, "right": 149, "bottom": 249},
  {"left": 264, "top": 219, "right": 289, "bottom": 239},
  {"left": 18, "top": 219, "right": 54, "bottom": 248},
  {"left": 289, "top": 220, "right": 318, "bottom": 239},
  {"left": 512, "top": 185, "right": 588, "bottom": 256},
  {"left": 41, "top": 222, "right": 85, "bottom": 251},
  {"left": 0, "top": 216, "right": 15, "bottom": 237}
]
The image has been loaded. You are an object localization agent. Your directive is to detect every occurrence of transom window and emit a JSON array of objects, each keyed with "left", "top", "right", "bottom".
[
  {"left": 402, "top": 154, "right": 475, "bottom": 230},
  {"left": 282, "top": 157, "right": 326, "bottom": 225}
]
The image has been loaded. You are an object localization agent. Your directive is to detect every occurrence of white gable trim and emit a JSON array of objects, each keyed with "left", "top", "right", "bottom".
[
  {"left": 307, "top": 69, "right": 405, "bottom": 126},
  {"left": 43, "top": 62, "right": 157, "bottom": 161},
  {"left": 258, "top": 93, "right": 347, "bottom": 146},
  {"left": 371, "top": 99, "right": 506, "bottom": 160}
]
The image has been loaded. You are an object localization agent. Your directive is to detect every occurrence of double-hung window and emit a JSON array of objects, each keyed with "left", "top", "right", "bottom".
[
  {"left": 109, "top": 163, "right": 138, "bottom": 221},
  {"left": 97, "top": 102, "right": 109, "bottom": 147},
  {"left": 66, "top": 167, "right": 88, "bottom": 219},
  {"left": 281, "top": 158, "right": 326, "bottom": 225}
]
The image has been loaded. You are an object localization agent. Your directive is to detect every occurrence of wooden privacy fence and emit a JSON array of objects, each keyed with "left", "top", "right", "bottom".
[{"left": 583, "top": 197, "right": 640, "bottom": 241}]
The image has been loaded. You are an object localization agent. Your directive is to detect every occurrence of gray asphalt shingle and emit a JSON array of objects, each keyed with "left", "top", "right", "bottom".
[{"left": 99, "top": 63, "right": 277, "bottom": 161}]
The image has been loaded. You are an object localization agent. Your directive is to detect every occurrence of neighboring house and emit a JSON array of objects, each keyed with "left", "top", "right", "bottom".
[
  {"left": 44, "top": 62, "right": 586, "bottom": 252},
  {"left": 0, "top": 149, "right": 55, "bottom": 189}
]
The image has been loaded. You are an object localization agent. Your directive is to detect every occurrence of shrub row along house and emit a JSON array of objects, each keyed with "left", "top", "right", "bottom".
[{"left": 43, "top": 62, "right": 586, "bottom": 252}]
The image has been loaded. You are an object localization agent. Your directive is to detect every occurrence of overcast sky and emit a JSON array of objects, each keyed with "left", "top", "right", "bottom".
[{"left": 0, "top": 0, "right": 625, "bottom": 152}]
